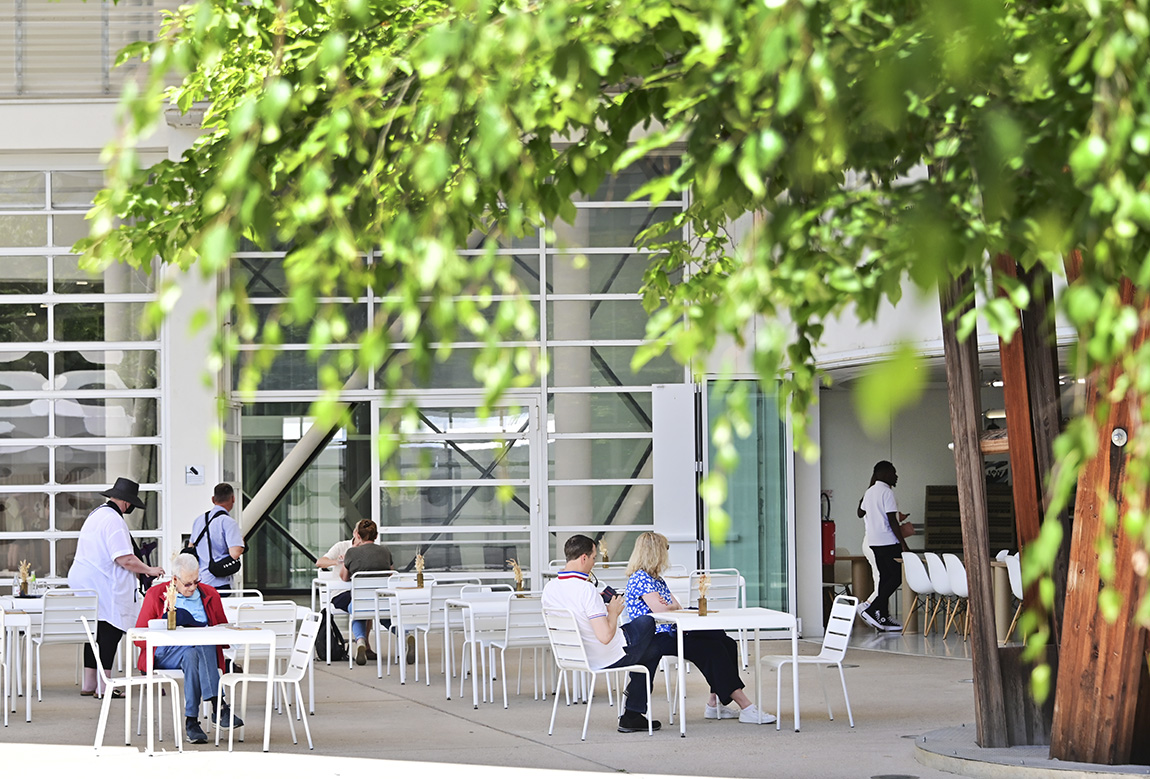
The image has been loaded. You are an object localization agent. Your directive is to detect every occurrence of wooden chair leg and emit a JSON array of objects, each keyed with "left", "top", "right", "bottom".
[{"left": 1005, "top": 603, "right": 1022, "bottom": 641}]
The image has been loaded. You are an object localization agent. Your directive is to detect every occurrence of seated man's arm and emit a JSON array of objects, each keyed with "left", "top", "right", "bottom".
[
  {"left": 590, "top": 595, "right": 624, "bottom": 644},
  {"left": 316, "top": 555, "right": 338, "bottom": 568}
]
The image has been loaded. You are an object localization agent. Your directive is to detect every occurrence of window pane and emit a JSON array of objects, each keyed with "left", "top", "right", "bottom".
[
  {"left": 0, "top": 539, "right": 49, "bottom": 577},
  {"left": 54, "top": 302, "right": 154, "bottom": 341},
  {"left": 548, "top": 345, "right": 682, "bottom": 387},
  {"left": 50, "top": 171, "right": 103, "bottom": 208},
  {"left": 0, "top": 396, "right": 49, "bottom": 437},
  {"left": 55, "top": 350, "right": 158, "bottom": 390},
  {"left": 573, "top": 157, "right": 681, "bottom": 203},
  {"left": 0, "top": 493, "right": 49, "bottom": 531},
  {"left": 56, "top": 490, "right": 159, "bottom": 531},
  {"left": 380, "top": 485, "right": 530, "bottom": 527},
  {"left": 382, "top": 440, "right": 530, "bottom": 482},
  {"left": 0, "top": 215, "right": 48, "bottom": 246},
  {"left": 52, "top": 214, "right": 89, "bottom": 247},
  {"left": 0, "top": 353, "right": 50, "bottom": 387},
  {"left": 251, "top": 303, "right": 368, "bottom": 344},
  {"left": 0, "top": 172, "right": 44, "bottom": 209},
  {"left": 547, "top": 299, "right": 655, "bottom": 341},
  {"left": 547, "top": 253, "right": 678, "bottom": 295},
  {"left": 551, "top": 207, "right": 681, "bottom": 249},
  {"left": 0, "top": 304, "right": 49, "bottom": 341},
  {"left": 378, "top": 348, "right": 539, "bottom": 391},
  {"left": 376, "top": 535, "right": 531, "bottom": 572},
  {"left": 548, "top": 484, "right": 652, "bottom": 525},
  {"left": 234, "top": 257, "right": 289, "bottom": 297},
  {"left": 55, "top": 397, "right": 157, "bottom": 438},
  {"left": 0, "top": 257, "right": 48, "bottom": 294},
  {"left": 0, "top": 446, "right": 49, "bottom": 484},
  {"left": 547, "top": 392, "right": 653, "bottom": 433},
  {"left": 239, "top": 349, "right": 357, "bottom": 391},
  {"left": 394, "top": 406, "right": 531, "bottom": 436},
  {"left": 55, "top": 256, "right": 155, "bottom": 294},
  {"left": 547, "top": 529, "right": 646, "bottom": 565},
  {"left": 548, "top": 437, "right": 652, "bottom": 480},
  {"left": 54, "top": 444, "right": 158, "bottom": 485}
]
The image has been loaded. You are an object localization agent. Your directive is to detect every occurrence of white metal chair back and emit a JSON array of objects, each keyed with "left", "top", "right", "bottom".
[
  {"left": 283, "top": 612, "right": 322, "bottom": 682},
  {"left": 820, "top": 594, "right": 858, "bottom": 663},
  {"left": 221, "top": 590, "right": 265, "bottom": 623},
  {"left": 689, "top": 569, "right": 745, "bottom": 610},
  {"left": 502, "top": 593, "right": 548, "bottom": 647},
  {"left": 235, "top": 600, "right": 299, "bottom": 660},
  {"left": 38, "top": 588, "right": 98, "bottom": 645},
  {"left": 348, "top": 571, "right": 398, "bottom": 619}
]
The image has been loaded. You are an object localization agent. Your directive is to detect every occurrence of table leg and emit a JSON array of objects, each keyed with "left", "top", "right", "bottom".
[
  {"left": 677, "top": 628, "right": 686, "bottom": 738},
  {"left": 791, "top": 624, "right": 800, "bottom": 732},
  {"left": 262, "top": 643, "right": 273, "bottom": 752},
  {"left": 24, "top": 628, "right": 31, "bottom": 723},
  {"left": 444, "top": 611, "right": 451, "bottom": 700},
  {"left": 470, "top": 623, "right": 479, "bottom": 709},
  {"left": 146, "top": 643, "right": 155, "bottom": 754},
  {"left": 754, "top": 628, "right": 762, "bottom": 725}
]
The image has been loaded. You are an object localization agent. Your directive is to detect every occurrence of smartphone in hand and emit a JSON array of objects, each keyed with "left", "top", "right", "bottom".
[{"left": 600, "top": 585, "right": 617, "bottom": 604}]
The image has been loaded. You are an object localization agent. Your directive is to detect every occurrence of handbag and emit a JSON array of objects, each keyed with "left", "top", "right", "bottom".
[{"left": 186, "top": 509, "right": 243, "bottom": 578}]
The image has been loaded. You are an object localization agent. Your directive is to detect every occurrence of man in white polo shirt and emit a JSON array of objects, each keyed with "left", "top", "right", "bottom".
[{"left": 542, "top": 534, "right": 662, "bottom": 732}]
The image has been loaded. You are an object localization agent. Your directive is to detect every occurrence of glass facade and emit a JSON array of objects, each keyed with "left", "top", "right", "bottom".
[
  {"left": 0, "top": 170, "right": 161, "bottom": 578},
  {"left": 236, "top": 157, "right": 688, "bottom": 590}
]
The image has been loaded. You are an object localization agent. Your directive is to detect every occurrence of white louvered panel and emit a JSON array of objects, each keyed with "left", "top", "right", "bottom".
[{"left": 1, "top": 0, "right": 177, "bottom": 98}]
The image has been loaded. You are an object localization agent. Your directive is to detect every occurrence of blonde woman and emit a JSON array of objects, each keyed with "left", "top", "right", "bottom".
[{"left": 623, "top": 532, "right": 774, "bottom": 724}]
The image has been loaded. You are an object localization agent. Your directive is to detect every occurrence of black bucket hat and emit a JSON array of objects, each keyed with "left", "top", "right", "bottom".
[{"left": 101, "top": 477, "right": 146, "bottom": 510}]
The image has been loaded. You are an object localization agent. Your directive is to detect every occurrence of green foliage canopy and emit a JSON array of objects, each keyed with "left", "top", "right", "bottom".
[{"left": 82, "top": 0, "right": 1150, "bottom": 683}]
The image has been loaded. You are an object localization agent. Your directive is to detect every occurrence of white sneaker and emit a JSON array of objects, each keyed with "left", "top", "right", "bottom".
[
  {"left": 704, "top": 702, "right": 740, "bottom": 719},
  {"left": 738, "top": 703, "right": 777, "bottom": 725}
]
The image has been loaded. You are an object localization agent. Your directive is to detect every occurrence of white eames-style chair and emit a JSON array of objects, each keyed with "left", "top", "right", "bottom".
[
  {"left": 901, "top": 553, "right": 936, "bottom": 635},
  {"left": 942, "top": 553, "right": 970, "bottom": 640},
  {"left": 923, "top": 553, "right": 955, "bottom": 637}
]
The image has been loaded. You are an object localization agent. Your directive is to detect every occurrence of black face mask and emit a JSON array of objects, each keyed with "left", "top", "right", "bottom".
[{"left": 123, "top": 505, "right": 135, "bottom": 515}]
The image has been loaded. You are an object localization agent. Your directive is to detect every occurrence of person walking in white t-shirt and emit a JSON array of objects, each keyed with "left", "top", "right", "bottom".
[{"left": 857, "top": 461, "right": 910, "bottom": 632}]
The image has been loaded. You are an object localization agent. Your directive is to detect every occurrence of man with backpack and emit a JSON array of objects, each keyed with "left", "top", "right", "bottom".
[{"left": 188, "top": 483, "right": 245, "bottom": 594}]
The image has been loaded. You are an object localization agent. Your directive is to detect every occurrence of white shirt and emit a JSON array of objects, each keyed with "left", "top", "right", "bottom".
[
  {"left": 861, "top": 480, "right": 900, "bottom": 547},
  {"left": 542, "top": 571, "right": 625, "bottom": 669},
  {"left": 68, "top": 502, "right": 138, "bottom": 631}
]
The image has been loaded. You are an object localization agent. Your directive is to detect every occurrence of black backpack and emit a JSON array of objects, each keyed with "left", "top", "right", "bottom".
[{"left": 314, "top": 610, "right": 349, "bottom": 662}]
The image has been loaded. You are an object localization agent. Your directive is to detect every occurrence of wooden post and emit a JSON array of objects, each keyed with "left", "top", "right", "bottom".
[
  {"left": 1049, "top": 279, "right": 1150, "bottom": 764},
  {"left": 940, "top": 273, "right": 1009, "bottom": 747}
]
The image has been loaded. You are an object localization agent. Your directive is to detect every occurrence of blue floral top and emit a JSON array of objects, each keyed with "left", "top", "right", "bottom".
[{"left": 625, "top": 570, "right": 676, "bottom": 634}]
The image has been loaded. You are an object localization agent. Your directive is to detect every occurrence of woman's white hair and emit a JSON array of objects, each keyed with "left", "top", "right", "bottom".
[{"left": 172, "top": 552, "right": 200, "bottom": 580}]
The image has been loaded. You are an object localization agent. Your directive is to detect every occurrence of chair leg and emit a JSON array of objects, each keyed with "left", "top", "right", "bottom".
[
  {"left": 281, "top": 681, "right": 298, "bottom": 745},
  {"left": 819, "top": 662, "right": 833, "bottom": 721},
  {"left": 94, "top": 683, "right": 113, "bottom": 748},
  {"left": 581, "top": 674, "right": 596, "bottom": 741},
  {"left": 294, "top": 681, "right": 313, "bottom": 749},
  {"left": 1006, "top": 603, "right": 1022, "bottom": 641},
  {"left": 548, "top": 671, "right": 565, "bottom": 736},
  {"left": 500, "top": 648, "right": 509, "bottom": 709},
  {"left": 836, "top": 662, "right": 854, "bottom": 727},
  {"left": 775, "top": 660, "right": 787, "bottom": 732}
]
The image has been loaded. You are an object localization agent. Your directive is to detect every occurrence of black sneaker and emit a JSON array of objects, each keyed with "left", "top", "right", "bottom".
[
  {"left": 406, "top": 634, "right": 416, "bottom": 665},
  {"left": 617, "top": 710, "right": 661, "bottom": 732},
  {"left": 877, "top": 615, "right": 903, "bottom": 632},
  {"left": 859, "top": 608, "right": 882, "bottom": 631},
  {"left": 214, "top": 703, "right": 244, "bottom": 730},
  {"left": 185, "top": 718, "right": 208, "bottom": 744},
  {"left": 365, "top": 644, "right": 378, "bottom": 662}
]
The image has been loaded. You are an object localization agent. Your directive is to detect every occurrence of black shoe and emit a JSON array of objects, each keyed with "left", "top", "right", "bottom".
[
  {"left": 617, "top": 710, "right": 661, "bottom": 732},
  {"left": 406, "top": 634, "right": 416, "bottom": 665},
  {"left": 185, "top": 718, "right": 208, "bottom": 744},
  {"left": 365, "top": 645, "right": 378, "bottom": 662},
  {"left": 214, "top": 703, "right": 244, "bottom": 730}
]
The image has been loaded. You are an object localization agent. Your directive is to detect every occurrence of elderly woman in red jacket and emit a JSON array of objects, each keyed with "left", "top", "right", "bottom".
[{"left": 135, "top": 552, "right": 243, "bottom": 744}]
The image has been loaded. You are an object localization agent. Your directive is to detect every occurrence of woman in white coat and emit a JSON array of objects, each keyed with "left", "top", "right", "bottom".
[{"left": 68, "top": 477, "right": 165, "bottom": 696}]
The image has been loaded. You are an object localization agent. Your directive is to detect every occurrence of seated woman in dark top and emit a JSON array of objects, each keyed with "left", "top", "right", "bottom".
[{"left": 623, "top": 531, "right": 774, "bottom": 725}]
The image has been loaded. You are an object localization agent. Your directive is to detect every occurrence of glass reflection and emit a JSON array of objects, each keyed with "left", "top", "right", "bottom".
[{"left": 0, "top": 257, "right": 48, "bottom": 294}]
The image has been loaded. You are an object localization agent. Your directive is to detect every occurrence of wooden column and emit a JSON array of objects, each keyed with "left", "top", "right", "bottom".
[
  {"left": 940, "top": 273, "right": 1009, "bottom": 747},
  {"left": 1049, "top": 278, "right": 1150, "bottom": 764}
]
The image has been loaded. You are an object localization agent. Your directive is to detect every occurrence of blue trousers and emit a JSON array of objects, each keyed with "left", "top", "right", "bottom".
[
  {"left": 155, "top": 644, "right": 220, "bottom": 717},
  {"left": 605, "top": 615, "right": 662, "bottom": 713}
]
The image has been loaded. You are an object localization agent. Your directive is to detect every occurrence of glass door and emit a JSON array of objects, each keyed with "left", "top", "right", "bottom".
[
  {"left": 375, "top": 395, "right": 540, "bottom": 579},
  {"left": 705, "top": 380, "right": 794, "bottom": 612}
]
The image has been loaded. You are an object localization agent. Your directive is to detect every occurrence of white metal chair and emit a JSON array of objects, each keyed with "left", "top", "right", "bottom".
[
  {"left": 489, "top": 593, "right": 550, "bottom": 708},
  {"left": 542, "top": 606, "right": 654, "bottom": 740},
  {"left": 456, "top": 585, "right": 514, "bottom": 703},
  {"left": 34, "top": 588, "right": 98, "bottom": 700},
  {"left": 216, "top": 611, "right": 321, "bottom": 751},
  {"left": 762, "top": 594, "right": 858, "bottom": 728},
  {"left": 383, "top": 585, "right": 434, "bottom": 683},
  {"left": 923, "top": 552, "right": 956, "bottom": 638},
  {"left": 220, "top": 589, "right": 265, "bottom": 623},
  {"left": 942, "top": 554, "right": 970, "bottom": 639},
  {"left": 340, "top": 570, "right": 397, "bottom": 668},
  {"left": 902, "top": 553, "right": 936, "bottom": 635},
  {"left": 423, "top": 580, "right": 479, "bottom": 676},
  {"left": 82, "top": 617, "right": 181, "bottom": 750},
  {"left": 1005, "top": 553, "right": 1024, "bottom": 640},
  {"left": 0, "top": 608, "right": 9, "bottom": 728}
]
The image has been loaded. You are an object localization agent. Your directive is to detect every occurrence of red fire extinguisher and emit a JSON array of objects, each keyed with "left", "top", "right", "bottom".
[
  {"left": 821, "top": 492, "right": 836, "bottom": 566},
  {"left": 821, "top": 518, "right": 836, "bottom": 566}
]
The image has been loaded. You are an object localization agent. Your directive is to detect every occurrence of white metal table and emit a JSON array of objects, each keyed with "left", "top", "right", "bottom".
[
  {"left": 128, "top": 624, "right": 276, "bottom": 754},
  {"left": 651, "top": 607, "right": 800, "bottom": 736}
]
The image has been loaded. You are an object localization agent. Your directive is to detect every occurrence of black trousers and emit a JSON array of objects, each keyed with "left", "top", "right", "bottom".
[
  {"left": 82, "top": 620, "right": 124, "bottom": 670},
  {"left": 653, "top": 629, "right": 745, "bottom": 705},
  {"left": 605, "top": 615, "right": 662, "bottom": 713},
  {"left": 869, "top": 543, "right": 903, "bottom": 620}
]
